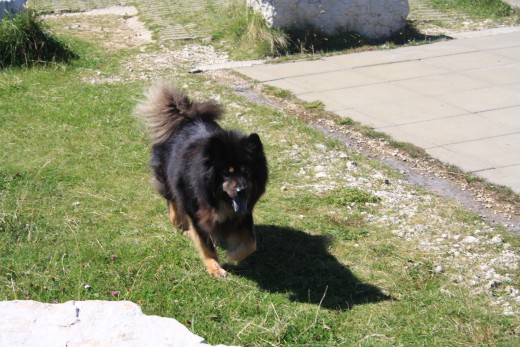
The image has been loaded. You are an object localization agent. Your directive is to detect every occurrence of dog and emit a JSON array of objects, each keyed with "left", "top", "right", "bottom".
[{"left": 136, "top": 84, "right": 268, "bottom": 277}]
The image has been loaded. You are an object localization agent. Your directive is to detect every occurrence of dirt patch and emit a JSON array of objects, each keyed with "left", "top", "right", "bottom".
[{"left": 44, "top": 6, "right": 152, "bottom": 51}]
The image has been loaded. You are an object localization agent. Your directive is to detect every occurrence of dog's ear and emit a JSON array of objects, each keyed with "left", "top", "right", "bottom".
[{"left": 244, "top": 133, "right": 263, "bottom": 153}]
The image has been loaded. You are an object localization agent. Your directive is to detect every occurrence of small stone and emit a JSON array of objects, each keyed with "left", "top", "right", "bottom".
[
  {"left": 435, "top": 265, "right": 444, "bottom": 274},
  {"left": 490, "top": 235, "right": 503, "bottom": 244},
  {"left": 462, "top": 236, "right": 480, "bottom": 244}
]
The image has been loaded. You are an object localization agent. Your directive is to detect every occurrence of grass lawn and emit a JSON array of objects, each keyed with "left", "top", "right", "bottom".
[{"left": 1, "top": 4, "right": 520, "bottom": 346}]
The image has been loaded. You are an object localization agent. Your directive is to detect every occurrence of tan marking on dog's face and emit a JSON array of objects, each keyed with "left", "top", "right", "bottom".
[
  {"left": 228, "top": 167, "right": 235, "bottom": 174},
  {"left": 222, "top": 180, "right": 236, "bottom": 196}
]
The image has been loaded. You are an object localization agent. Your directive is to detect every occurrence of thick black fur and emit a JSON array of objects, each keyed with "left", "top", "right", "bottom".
[{"left": 137, "top": 84, "right": 268, "bottom": 275}]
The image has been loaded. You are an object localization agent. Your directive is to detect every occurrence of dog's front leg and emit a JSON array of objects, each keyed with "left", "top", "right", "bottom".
[
  {"left": 167, "top": 200, "right": 189, "bottom": 231},
  {"left": 226, "top": 227, "right": 256, "bottom": 263},
  {"left": 187, "top": 219, "right": 227, "bottom": 277}
]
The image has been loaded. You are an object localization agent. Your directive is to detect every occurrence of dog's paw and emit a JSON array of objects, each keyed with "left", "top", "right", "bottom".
[
  {"left": 209, "top": 267, "right": 228, "bottom": 278},
  {"left": 204, "top": 259, "right": 228, "bottom": 278}
]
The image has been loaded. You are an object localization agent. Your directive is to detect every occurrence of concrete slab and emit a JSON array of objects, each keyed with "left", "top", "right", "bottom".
[
  {"left": 440, "top": 133, "right": 520, "bottom": 168},
  {"left": 437, "top": 84, "right": 520, "bottom": 113},
  {"left": 382, "top": 113, "right": 517, "bottom": 148},
  {"left": 271, "top": 69, "right": 386, "bottom": 94},
  {"left": 359, "top": 95, "right": 467, "bottom": 125},
  {"left": 394, "top": 73, "right": 489, "bottom": 96},
  {"left": 358, "top": 60, "right": 449, "bottom": 81},
  {"left": 234, "top": 28, "right": 520, "bottom": 193},
  {"left": 378, "top": 126, "right": 440, "bottom": 148},
  {"left": 425, "top": 51, "right": 516, "bottom": 72},
  {"left": 234, "top": 60, "right": 340, "bottom": 82},
  {"left": 323, "top": 50, "right": 404, "bottom": 68},
  {"left": 389, "top": 41, "right": 477, "bottom": 60},
  {"left": 462, "top": 63, "right": 520, "bottom": 85},
  {"left": 451, "top": 31, "right": 520, "bottom": 49},
  {"left": 478, "top": 165, "right": 520, "bottom": 190},
  {"left": 296, "top": 82, "right": 421, "bottom": 111},
  {"left": 494, "top": 46, "right": 520, "bottom": 60},
  {"left": 425, "top": 146, "right": 495, "bottom": 173},
  {"left": 477, "top": 106, "right": 520, "bottom": 129}
]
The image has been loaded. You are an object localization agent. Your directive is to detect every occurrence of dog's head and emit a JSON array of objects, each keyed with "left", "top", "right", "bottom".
[{"left": 205, "top": 132, "right": 267, "bottom": 214}]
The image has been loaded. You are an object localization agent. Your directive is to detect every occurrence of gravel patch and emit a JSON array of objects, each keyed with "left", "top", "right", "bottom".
[{"left": 214, "top": 78, "right": 520, "bottom": 316}]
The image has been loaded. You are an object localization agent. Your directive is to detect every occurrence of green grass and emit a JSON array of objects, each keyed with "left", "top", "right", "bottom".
[
  {"left": 1, "top": 10, "right": 520, "bottom": 347},
  {"left": 430, "top": 0, "right": 514, "bottom": 19},
  {"left": 206, "top": 0, "right": 288, "bottom": 59},
  {"left": 0, "top": 10, "right": 75, "bottom": 68}
]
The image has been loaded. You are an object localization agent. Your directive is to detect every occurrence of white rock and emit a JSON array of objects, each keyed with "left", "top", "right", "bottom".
[
  {"left": 0, "top": 300, "right": 235, "bottom": 347},
  {"left": 490, "top": 235, "right": 504, "bottom": 244},
  {"left": 248, "top": 0, "right": 409, "bottom": 39},
  {"left": 462, "top": 236, "right": 480, "bottom": 244}
]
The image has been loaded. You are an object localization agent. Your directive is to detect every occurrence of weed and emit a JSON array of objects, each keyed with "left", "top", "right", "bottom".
[
  {"left": 0, "top": 10, "right": 75, "bottom": 68},
  {"left": 208, "top": 0, "right": 288, "bottom": 59},
  {"left": 329, "top": 187, "right": 381, "bottom": 205},
  {"left": 302, "top": 100, "right": 325, "bottom": 111},
  {"left": 338, "top": 117, "right": 356, "bottom": 126}
]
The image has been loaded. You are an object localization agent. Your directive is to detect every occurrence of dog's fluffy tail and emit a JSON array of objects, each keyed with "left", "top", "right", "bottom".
[{"left": 136, "top": 83, "right": 223, "bottom": 145}]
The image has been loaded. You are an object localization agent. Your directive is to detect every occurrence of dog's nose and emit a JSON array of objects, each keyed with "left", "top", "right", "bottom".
[{"left": 236, "top": 187, "right": 247, "bottom": 198}]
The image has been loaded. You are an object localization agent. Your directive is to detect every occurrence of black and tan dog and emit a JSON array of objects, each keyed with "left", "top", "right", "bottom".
[{"left": 136, "top": 84, "right": 268, "bottom": 277}]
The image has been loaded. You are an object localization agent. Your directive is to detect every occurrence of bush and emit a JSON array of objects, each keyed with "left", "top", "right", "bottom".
[
  {"left": 0, "top": 10, "right": 75, "bottom": 68},
  {"left": 209, "top": 0, "right": 288, "bottom": 59}
]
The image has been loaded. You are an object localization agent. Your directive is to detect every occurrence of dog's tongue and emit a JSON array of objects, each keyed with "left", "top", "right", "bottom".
[{"left": 232, "top": 198, "right": 247, "bottom": 214}]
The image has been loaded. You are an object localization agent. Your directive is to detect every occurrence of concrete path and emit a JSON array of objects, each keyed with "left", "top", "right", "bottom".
[{"left": 235, "top": 28, "right": 520, "bottom": 194}]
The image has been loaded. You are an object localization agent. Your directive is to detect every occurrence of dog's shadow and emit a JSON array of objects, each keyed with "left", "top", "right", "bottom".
[{"left": 227, "top": 225, "right": 392, "bottom": 310}]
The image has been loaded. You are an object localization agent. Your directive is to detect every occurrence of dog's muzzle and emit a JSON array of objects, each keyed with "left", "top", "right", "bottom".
[{"left": 231, "top": 187, "right": 248, "bottom": 214}]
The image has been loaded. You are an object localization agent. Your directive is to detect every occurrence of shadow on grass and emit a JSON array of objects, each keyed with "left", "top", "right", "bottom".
[
  {"left": 283, "top": 20, "right": 452, "bottom": 55},
  {"left": 1, "top": 10, "right": 76, "bottom": 68},
  {"left": 227, "top": 225, "right": 392, "bottom": 310}
]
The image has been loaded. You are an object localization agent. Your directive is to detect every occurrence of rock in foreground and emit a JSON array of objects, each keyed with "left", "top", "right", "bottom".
[{"left": 0, "top": 300, "right": 235, "bottom": 347}]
